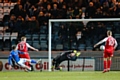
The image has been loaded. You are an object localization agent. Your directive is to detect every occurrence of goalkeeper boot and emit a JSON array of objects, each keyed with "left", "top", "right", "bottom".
[
  {"left": 59, "top": 67, "right": 62, "bottom": 71},
  {"left": 51, "top": 66, "right": 55, "bottom": 71},
  {"left": 55, "top": 67, "right": 62, "bottom": 71}
]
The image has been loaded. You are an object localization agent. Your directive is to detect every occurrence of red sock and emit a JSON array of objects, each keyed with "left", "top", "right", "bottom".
[
  {"left": 104, "top": 60, "right": 107, "bottom": 70},
  {"left": 25, "top": 62, "right": 30, "bottom": 67},
  {"left": 107, "top": 60, "right": 111, "bottom": 70}
]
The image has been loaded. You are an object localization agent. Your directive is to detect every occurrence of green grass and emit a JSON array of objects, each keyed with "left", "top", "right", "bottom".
[{"left": 0, "top": 71, "right": 120, "bottom": 80}]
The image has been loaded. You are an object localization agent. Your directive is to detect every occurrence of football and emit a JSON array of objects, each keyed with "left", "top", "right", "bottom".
[{"left": 100, "top": 45, "right": 105, "bottom": 51}]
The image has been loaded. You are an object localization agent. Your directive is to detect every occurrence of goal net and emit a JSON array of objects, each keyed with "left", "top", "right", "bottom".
[{"left": 48, "top": 18, "right": 120, "bottom": 71}]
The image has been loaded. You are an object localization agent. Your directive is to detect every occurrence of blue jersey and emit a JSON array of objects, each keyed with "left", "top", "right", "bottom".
[{"left": 8, "top": 50, "right": 23, "bottom": 65}]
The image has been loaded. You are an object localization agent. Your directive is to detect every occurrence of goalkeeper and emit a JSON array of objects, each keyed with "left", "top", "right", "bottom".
[{"left": 52, "top": 50, "right": 81, "bottom": 71}]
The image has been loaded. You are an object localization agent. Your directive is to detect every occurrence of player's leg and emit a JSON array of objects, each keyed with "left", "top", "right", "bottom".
[
  {"left": 54, "top": 59, "right": 64, "bottom": 71},
  {"left": 30, "top": 64, "right": 34, "bottom": 71},
  {"left": 52, "top": 58, "right": 56, "bottom": 66},
  {"left": 51, "top": 59, "right": 61, "bottom": 71},
  {"left": 51, "top": 57, "right": 63, "bottom": 71},
  {"left": 53, "top": 54, "right": 67, "bottom": 71},
  {"left": 27, "top": 59, "right": 43, "bottom": 71},
  {"left": 26, "top": 58, "right": 42, "bottom": 64},
  {"left": 17, "top": 58, "right": 31, "bottom": 71},
  {"left": 20, "top": 53, "right": 35, "bottom": 71},
  {"left": 55, "top": 54, "right": 73, "bottom": 71},
  {"left": 18, "top": 58, "right": 41, "bottom": 71},
  {"left": 24, "top": 53, "right": 31, "bottom": 67},
  {"left": 19, "top": 53, "right": 33, "bottom": 71},
  {"left": 54, "top": 62, "right": 61, "bottom": 70},
  {"left": 54, "top": 62, "right": 62, "bottom": 71},
  {"left": 103, "top": 58, "right": 107, "bottom": 73},
  {"left": 39, "top": 59, "right": 43, "bottom": 72},
  {"left": 26, "top": 59, "right": 42, "bottom": 71},
  {"left": 51, "top": 58, "right": 56, "bottom": 71},
  {"left": 107, "top": 52, "right": 113, "bottom": 72},
  {"left": 19, "top": 53, "right": 31, "bottom": 68},
  {"left": 107, "top": 57, "right": 112, "bottom": 72},
  {"left": 11, "top": 58, "right": 20, "bottom": 69},
  {"left": 104, "top": 50, "right": 113, "bottom": 72},
  {"left": 103, "top": 52, "right": 108, "bottom": 73},
  {"left": 54, "top": 54, "right": 61, "bottom": 61},
  {"left": 51, "top": 54, "right": 61, "bottom": 71}
]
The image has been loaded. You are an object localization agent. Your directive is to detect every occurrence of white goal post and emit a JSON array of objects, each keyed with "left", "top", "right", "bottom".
[{"left": 48, "top": 18, "right": 120, "bottom": 71}]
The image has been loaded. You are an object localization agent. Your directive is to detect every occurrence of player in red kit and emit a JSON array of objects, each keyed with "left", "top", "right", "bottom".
[
  {"left": 94, "top": 30, "right": 118, "bottom": 73},
  {"left": 16, "top": 36, "right": 39, "bottom": 71}
]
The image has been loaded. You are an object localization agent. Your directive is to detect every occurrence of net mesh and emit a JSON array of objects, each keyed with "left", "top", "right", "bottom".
[{"left": 48, "top": 18, "right": 120, "bottom": 71}]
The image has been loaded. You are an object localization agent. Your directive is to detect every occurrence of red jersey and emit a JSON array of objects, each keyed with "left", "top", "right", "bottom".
[
  {"left": 17, "top": 41, "right": 31, "bottom": 67},
  {"left": 96, "top": 36, "right": 117, "bottom": 50},
  {"left": 104, "top": 36, "right": 117, "bottom": 58},
  {"left": 105, "top": 36, "right": 116, "bottom": 50},
  {"left": 18, "top": 41, "right": 28, "bottom": 52},
  {"left": 96, "top": 36, "right": 117, "bottom": 58}
]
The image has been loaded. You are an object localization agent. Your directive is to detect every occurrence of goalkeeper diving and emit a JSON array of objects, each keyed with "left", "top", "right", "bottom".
[{"left": 52, "top": 50, "right": 81, "bottom": 71}]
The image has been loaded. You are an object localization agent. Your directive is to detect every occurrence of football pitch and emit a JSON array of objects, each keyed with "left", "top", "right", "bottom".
[{"left": 0, "top": 71, "right": 120, "bottom": 80}]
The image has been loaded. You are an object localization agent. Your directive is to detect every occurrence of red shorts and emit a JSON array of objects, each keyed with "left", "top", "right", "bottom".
[
  {"left": 19, "top": 52, "right": 30, "bottom": 59},
  {"left": 19, "top": 52, "right": 31, "bottom": 67},
  {"left": 103, "top": 49, "right": 114, "bottom": 58}
]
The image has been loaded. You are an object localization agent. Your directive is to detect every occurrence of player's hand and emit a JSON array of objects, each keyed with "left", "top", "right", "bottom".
[
  {"left": 94, "top": 44, "right": 97, "bottom": 48},
  {"left": 8, "top": 65, "right": 12, "bottom": 70},
  {"left": 35, "top": 49, "right": 39, "bottom": 51},
  {"left": 114, "top": 47, "right": 116, "bottom": 50}
]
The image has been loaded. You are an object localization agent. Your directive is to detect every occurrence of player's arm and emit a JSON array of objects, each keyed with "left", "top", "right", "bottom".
[
  {"left": 114, "top": 40, "right": 118, "bottom": 49},
  {"left": 67, "top": 53, "right": 77, "bottom": 61},
  {"left": 18, "top": 50, "right": 24, "bottom": 54},
  {"left": 61, "top": 50, "right": 72, "bottom": 56},
  {"left": 15, "top": 44, "right": 18, "bottom": 50},
  {"left": 94, "top": 37, "right": 107, "bottom": 48},
  {"left": 15, "top": 45, "right": 25, "bottom": 54},
  {"left": 11, "top": 58, "right": 16, "bottom": 67},
  {"left": 26, "top": 43, "right": 39, "bottom": 51},
  {"left": 70, "top": 56, "right": 77, "bottom": 61},
  {"left": 8, "top": 53, "right": 13, "bottom": 70}
]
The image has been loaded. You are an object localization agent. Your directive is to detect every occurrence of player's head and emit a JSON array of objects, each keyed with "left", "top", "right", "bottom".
[
  {"left": 107, "top": 30, "right": 112, "bottom": 36},
  {"left": 12, "top": 45, "right": 17, "bottom": 50},
  {"left": 21, "top": 36, "right": 27, "bottom": 42}
]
